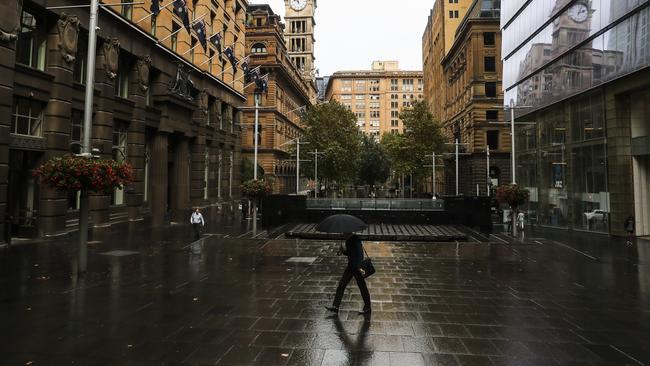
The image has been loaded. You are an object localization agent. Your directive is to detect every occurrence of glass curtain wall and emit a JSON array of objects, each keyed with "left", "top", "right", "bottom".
[{"left": 516, "top": 91, "right": 608, "bottom": 232}]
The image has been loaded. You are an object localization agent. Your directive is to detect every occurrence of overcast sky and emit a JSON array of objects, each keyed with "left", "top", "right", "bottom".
[{"left": 249, "top": 0, "right": 434, "bottom": 76}]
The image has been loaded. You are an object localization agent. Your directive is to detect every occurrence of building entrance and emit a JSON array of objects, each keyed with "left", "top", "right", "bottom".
[{"left": 7, "top": 150, "right": 42, "bottom": 238}]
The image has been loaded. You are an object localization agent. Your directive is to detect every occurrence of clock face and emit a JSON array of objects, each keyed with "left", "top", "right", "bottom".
[
  {"left": 568, "top": 3, "right": 589, "bottom": 23},
  {"left": 290, "top": 0, "right": 307, "bottom": 11}
]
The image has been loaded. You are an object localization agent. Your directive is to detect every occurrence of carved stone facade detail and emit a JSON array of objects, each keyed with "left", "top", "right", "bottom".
[
  {"left": 198, "top": 89, "right": 208, "bottom": 116},
  {"left": 168, "top": 63, "right": 194, "bottom": 100},
  {"left": 0, "top": 0, "right": 23, "bottom": 42},
  {"left": 136, "top": 56, "right": 151, "bottom": 92},
  {"left": 102, "top": 38, "right": 120, "bottom": 80},
  {"left": 57, "top": 13, "right": 80, "bottom": 63}
]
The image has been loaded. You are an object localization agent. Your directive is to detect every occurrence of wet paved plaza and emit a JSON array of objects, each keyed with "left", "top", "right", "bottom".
[{"left": 1, "top": 220, "right": 650, "bottom": 366}]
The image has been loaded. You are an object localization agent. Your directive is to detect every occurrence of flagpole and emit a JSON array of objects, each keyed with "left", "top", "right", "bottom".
[
  {"left": 157, "top": 12, "right": 207, "bottom": 44},
  {"left": 243, "top": 73, "right": 268, "bottom": 90},
  {"left": 134, "top": 0, "right": 174, "bottom": 24},
  {"left": 181, "top": 42, "right": 202, "bottom": 56}
]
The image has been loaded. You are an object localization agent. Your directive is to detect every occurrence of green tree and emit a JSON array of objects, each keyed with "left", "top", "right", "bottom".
[
  {"left": 357, "top": 134, "right": 391, "bottom": 187},
  {"left": 241, "top": 156, "right": 264, "bottom": 182},
  {"left": 381, "top": 100, "right": 446, "bottom": 178},
  {"left": 299, "top": 101, "right": 362, "bottom": 186}
]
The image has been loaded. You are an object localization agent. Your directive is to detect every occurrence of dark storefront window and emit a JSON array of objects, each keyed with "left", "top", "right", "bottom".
[{"left": 486, "top": 130, "right": 499, "bottom": 150}]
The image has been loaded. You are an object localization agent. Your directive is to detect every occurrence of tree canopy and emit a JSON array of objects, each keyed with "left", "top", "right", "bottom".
[
  {"left": 381, "top": 100, "right": 446, "bottom": 178},
  {"left": 298, "top": 101, "right": 362, "bottom": 184},
  {"left": 357, "top": 134, "right": 391, "bottom": 186}
]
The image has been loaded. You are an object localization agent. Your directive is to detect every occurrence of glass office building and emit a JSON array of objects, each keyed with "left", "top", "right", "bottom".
[{"left": 501, "top": 0, "right": 650, "bottom": 235}]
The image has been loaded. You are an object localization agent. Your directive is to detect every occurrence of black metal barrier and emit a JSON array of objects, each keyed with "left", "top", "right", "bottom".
[{"left": 261, "top": 195, "right": 493, "bottom": 233}]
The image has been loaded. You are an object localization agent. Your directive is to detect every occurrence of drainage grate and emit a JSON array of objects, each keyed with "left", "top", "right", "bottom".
[
  {"left": 99, "top": 250, "right": 139, "bottom": 257},
  {"left": 285, "top": 257, "right": 317, "bottom": 264}
]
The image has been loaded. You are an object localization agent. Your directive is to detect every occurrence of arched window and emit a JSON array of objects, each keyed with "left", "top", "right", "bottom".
[{"left": 251, "top": 43, "right": 267, "bottom": 54}]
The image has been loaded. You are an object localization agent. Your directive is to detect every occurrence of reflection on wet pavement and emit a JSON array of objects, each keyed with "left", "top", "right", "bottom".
[{"left": 1, "top": 221, "right": 650, "bottom": 365}]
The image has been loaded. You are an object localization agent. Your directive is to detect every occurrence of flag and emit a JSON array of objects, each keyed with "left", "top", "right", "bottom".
[
  {"left": 255, "top": 73, "right": 268, "bottom": 94},
  {"left": 193, "top": 19, "right": 207, "bottom": 51},
  {"left": 209, "top": 33, "right": 222, "bottom": 55},
  {"left": 173, "top": 0, "right": 191, "bottom": 33},
  {"left": 240, "top": 56, "right": 251, "bottom": 81},
  {"left": 224, "top": 46, "right": 237, "bottom": 72},
  {"left": 150, "top": 0, "right": 160, "bottom": 17},
  {"left": 248, "top": 67, "right": 260, "bottom": 84}
]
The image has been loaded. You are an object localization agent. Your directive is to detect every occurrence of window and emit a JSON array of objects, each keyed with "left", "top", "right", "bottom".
[
  {"left": 370, "top": 111, "right": 380, "bottom": 118},
  {"left": 369, "top": 101, "right": 380, "bottom": 109},
  {"left": 369, "top": 79, "right": 380, "bottom": 92},
  {"left": 122, "top": 0, "right": 133, "bottom": 20},
  {"left": 484, "top": 56, "right": 496, "bottom": 72},
  {"left": 73, "top": 33, "right": 87, "bottom": 84},
  {"left": 115, "top": 59, "right": 130, "bottom": 99},
  {"left": 487, "top": 130, "right": 499, "bottom": 150},
  {"left": 355, "top": 102, "right": 365, "bottom": 110},
  {"left": 391, "top": 101, "right": 398, "bottom": 109},
  {"left": 449, "top": 0, "right": 459, "bottom": 3},
  {"left": 251, "top": 43, "right": 267, "bottom": 53},
  {"left": 355, "top": 111, "right": 365, "bottom": 119},
  {"left": 171, "top": 23, "right": 180, "bottom": 52},
  {"left": 70, "top": 109, "right": 83, "bottom": 153},
  {"left": 354, "top": 80, "right": 366, "bottom": 91},
  {"left": 390, "top": 79, "right": 398, "bottom": 91},
  {"left": 455, "top": 10, "right": 459, "bottom": 18},
  {"left": 370, "top": 120, "right": 380, "bottom": 127},
  {"left": 483, "top": 32, "right": 495, "bottom": 46},
  {"left": 402, "top": 79, "right": 414, "bottom": 92},
  {"left": 391, "top": 120, "right": 399, "bottom": 127},
  {"left": 190, "top": 37, "right": 197, "bottom": 62},
  {"left": 486, "top": 110, "right": 498, "bottom": 121},
  {"left": 485, "top": 82, "right": 497, "bottom": 97},
  {"left": 112, "top": 122, "right": 128, "bottom": 205},
  {"left": 391, "top": 110, "right": 399, "bottom": 118},
  {"left": 340, "top": 94, "right": 352, "bottom": 100},
  {"left": 449, "top": 10, "right": 459, "bottom": 18},
  {"left": 16, "top": 10, "right": 46, "bottom": 70},
  {"left": 11, "top": 97, "right": 43, "bottom": 137}
]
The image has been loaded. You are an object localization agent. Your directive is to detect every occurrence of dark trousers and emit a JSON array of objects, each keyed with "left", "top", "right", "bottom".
[
  {"left": 333, "top": 266, "right": 371, "bottom": 309},
  {"left": 192, "top": 223, "right": 201, "bottom": 241}
]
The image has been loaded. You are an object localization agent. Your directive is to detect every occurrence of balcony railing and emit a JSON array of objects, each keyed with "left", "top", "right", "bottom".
[{"left": 306, "top": 198, "right": 444, "bottom": 211}]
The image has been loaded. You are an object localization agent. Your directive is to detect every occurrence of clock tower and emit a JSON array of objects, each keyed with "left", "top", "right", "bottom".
[{"left": 284, "top": 0, "right": 316, "bottom": 81}]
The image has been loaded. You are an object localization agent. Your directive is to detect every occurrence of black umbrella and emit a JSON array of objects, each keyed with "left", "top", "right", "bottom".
[{"left": 315, "top": 214, "right": 367, "bottom": 233}]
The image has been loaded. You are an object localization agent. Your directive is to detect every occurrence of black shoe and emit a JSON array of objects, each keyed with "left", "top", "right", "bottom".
[
  {"left": 325, "top": 306, "right": 339, "bottom": 313},
  {"left": 358, "top": 308, "right": 372, "bottom": 315}
]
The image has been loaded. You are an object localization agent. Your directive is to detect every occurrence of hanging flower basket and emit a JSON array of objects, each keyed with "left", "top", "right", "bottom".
[
  {"left": 495, "top": 183, "right": 530, "bottom": 209},
  {"left": 241, "top": 179, "right": 273, "bottom": 200},
  {"left": 32, "top": 154, "right": 134, "bottom": 193}
]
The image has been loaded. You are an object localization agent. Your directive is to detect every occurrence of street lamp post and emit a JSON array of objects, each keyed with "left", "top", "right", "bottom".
[
  {"left": 253, "top": 93, "right": 260, "bottom": 180},
  {"left": 509, "top": 99, "right": 516, "bottom": 184},
  {"left": 444, "top": 140, "right": 469, "bottom": 196},
  {"left": 77, "top": 0, "right": 101, "bottom": 273},
  {"left": 308, "top": 149, "right": 324, "bottom": 197}
]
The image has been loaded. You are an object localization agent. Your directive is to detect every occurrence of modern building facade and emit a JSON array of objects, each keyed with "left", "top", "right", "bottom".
[
  {"left": 441, "top": 0, "right": 510, "bottom": 196},
  {"left": 422, "top": 0, "right": 473, "bottom": 122},
  {"left": 325, "top": 61, "right": 423, "bottom": 138},
  {"left": 502, "top": 0, "right": 650, "bottom": 236},
  {"left": 1, "top": 0, "right": 247, "bottom": 242},
  {"left": 242, "top": 4, "right": 313, "bottom": 194},
  {"left": 284, "top": 0, "right": 316, "bottom": 82}
]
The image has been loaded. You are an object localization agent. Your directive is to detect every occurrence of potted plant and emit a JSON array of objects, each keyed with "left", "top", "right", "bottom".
[
  {"left": 32, "top": 154, "right": 134, "bottom": 193},
  {"left": 495, "top": 183, "right": 530, "bottom": 235},
  {"left": 241, "top": 179, "right": 273, "bottom": 201}
]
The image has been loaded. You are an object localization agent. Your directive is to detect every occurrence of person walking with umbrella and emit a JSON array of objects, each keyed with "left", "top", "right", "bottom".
[{"left": 317, "top": 214, "right": 372, "bottom": 315}]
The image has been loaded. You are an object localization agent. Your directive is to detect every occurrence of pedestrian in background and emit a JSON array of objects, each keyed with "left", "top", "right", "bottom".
[
  {"left": 625, "top": 215, "right": 635, "bottom": 245},
  {"left": 190, "top": 207, "right": 205, "bottom": 241},
  {"left": 326, "top": 233, "right": 372, "bottom": 315},
  {"left": 517, "top": 211, "right": 525, "bottom": 231}
]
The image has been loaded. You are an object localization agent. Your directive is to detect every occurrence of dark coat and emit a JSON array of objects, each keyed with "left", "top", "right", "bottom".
[{"left": 342, "top": 234, "right": 364, "bottom": 269}]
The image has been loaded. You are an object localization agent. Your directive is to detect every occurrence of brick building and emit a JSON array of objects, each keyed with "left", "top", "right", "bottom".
[{"left": 0, "top": 0, "right": 247, "bottom": 242}]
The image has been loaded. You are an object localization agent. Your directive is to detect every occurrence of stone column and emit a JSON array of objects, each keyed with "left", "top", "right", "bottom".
[
  {"left": 190, "top": 136, "right": 207, "bottom": 207},
  {"left": 150, "top": 132, "right": 168, "bottom": 227},
  {"left": 0, "top": 14, "right": 20, "bottom": 243},
  {"left": 39, "top": 14, "right": 80, "bottom": 236},
  {"left": 89, "top": 38, "right": 120, "bottom": 230},
  {"left": 172, "top": 137, "right": 190, "bottom": 222},
  {"left": 125, "top": 56, "right": 149, "bottom": 221}
]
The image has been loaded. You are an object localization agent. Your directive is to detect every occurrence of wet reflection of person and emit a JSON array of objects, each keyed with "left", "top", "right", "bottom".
[
  {"left": 330, "top": 312, "right": 371, "bottom": 363},
  {"left": 325, "top": 233, "right": 371, "bottom": 315}
]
